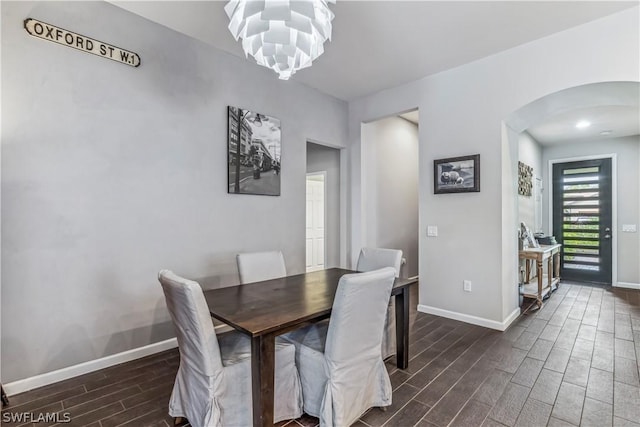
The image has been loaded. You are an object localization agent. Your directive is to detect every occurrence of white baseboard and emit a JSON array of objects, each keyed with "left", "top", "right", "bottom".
[
  {"left": 615, "top": 282, "right": 640, "bottom": 290},
  {"left": 418, "top": 304, "right": 521, "bottom": 332},
  {"left": 4, "top": 338, "right": 178, "bottom": 396}
]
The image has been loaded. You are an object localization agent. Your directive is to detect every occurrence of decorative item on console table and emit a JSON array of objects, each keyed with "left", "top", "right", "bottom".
[
  {"left": 536, "top": 235, "right": 557, "bottom": 245},
  {"left": 519, "top": 222, "right": 539, "bottom": 249}
]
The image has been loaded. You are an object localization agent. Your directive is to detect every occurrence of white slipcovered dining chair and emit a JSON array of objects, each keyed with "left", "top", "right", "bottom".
[
  {"left": 356, "top": 247, "right": 403, "bottom": 360},
  {"left": 284, "top": 268, "right": 396, "bottom": 426},
  {"left": 236, "top": 250, "right": 286, "bottom": 284},
  {"left": 158, "top": 270, "right": 302, "bottom": 427}
]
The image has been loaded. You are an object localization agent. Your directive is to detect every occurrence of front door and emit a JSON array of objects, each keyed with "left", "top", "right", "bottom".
[{"left": 552, "top": 158, "right": 613, "bottom": 284}]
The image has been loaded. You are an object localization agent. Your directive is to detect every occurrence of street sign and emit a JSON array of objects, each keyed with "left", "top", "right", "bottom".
[{"left": 24, "top": 18, "right": 141, "bottom": 67}]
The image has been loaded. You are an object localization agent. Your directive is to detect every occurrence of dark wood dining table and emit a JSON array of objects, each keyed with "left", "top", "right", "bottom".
[{"left": 200, "top": 268, "right": 418, "bottom": 427}]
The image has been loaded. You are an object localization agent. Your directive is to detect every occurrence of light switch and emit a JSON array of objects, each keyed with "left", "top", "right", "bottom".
[
  {"left": 427, "top": 226, "right": 438, "bottom": 237},
  {"left": 622, "top": 224, "right": 637, "bottom": 232}
]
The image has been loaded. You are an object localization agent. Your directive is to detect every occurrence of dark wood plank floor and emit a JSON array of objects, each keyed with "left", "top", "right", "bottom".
[{"left": 2, "top": 282, "right": 639, "bottom": 427}]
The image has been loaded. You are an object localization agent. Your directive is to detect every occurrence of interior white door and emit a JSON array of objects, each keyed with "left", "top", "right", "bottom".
[{"left": 306, "top": 174, "right": 325, "bottom": 272}]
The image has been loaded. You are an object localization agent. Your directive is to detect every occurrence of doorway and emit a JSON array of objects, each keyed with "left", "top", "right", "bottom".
[
  {"left": 552, "top": 157, "right": 613, "bottom": 284},
  {"left": 360, "top": 111, "right": 419, "bottom": 277},
  {"left": 306, "top": 173, "right": 326, "bottom": 272}
]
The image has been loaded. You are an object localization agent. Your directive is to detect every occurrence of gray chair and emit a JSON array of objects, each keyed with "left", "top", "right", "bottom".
[
  {"left": 356, "top": 247, "right": 403, "bottom": 359},
  {"left": 158, "top": 270, "right": 302, "bottom": 427},
  {"left": 236, "top": 250, "right": 286, "bottom": 284},
  {"left": 284, "top": 268, "right": 396, "bottom": 426}
]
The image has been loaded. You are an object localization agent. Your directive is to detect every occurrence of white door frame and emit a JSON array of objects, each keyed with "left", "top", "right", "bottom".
[
  {"left": 306, "top": 171, "right": 327, "bottom": 271},
  {"left": 548, "top": 153, "right": 618, "bottom": 286}
]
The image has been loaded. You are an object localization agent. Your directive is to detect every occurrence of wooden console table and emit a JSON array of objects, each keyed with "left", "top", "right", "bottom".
[{"left": 519, "top": 244, "right": 561, "bottom": 311}]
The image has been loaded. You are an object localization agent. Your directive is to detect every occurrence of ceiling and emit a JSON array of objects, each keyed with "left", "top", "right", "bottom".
[
  {"left": 110, "top": 1, "right": 638, "bottom": 144},
  {"left": 527, "top": 105, "right": 640, "bottom": 145},
  {"left": 109, "top": 1, "right": 637, "bottom": 101}
]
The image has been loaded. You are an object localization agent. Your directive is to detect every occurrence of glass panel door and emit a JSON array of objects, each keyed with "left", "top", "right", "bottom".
[{"left": 552, "top": 158, "right": 612, "bottom": 284}]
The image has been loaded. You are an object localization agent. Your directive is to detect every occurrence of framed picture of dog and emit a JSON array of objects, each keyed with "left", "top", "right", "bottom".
[{"left": 434, "top": 154, "right": 480, "bottom": 194}]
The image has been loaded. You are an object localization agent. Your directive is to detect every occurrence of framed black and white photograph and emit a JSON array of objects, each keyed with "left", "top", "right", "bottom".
[
  {"left": 434, "top": 154, "right": 480, "bottom": 194},
  {"left": 228, "top": 106, "right": 281, "bottom": 196}
]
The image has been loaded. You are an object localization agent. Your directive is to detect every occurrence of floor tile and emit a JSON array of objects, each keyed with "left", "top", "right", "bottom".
[
  {"left": 615, "top": 338, "right": 637, "bottom": 361},
  {"left": 511, "top": 358, "right": 544, "bottom": 388},
  {"left": 614, "top": 416, "right": 640, "bottom": 427},
  {"left": 513, "top": 331, "right": 539, "bottom": 352},
  {"left": 598, "top": 310, "right": 616, "bottom": 334},
  {"left": 539, "top": 325, "right": 562, "bottom": 342},
  {"left": 592, "top": 344, "right": 615, "bottom": 372},
  {"left": 529, "top": 369, "right": 563, "bottom": 405},
  {"left": 563, "top": 357, "right": 590, "bottom": 387},
  {"left": 360, "top": 382, "right": 420, "bottom": 426},
  {"left": 482, "top": 417, "right": 510, "bottom": 427},
  {"left": 503, "top": 326, "right": 526, "bottom": 343},
  {"left": 582, "top": 305, "right": 601, "bottom": 327},
  {"left": 615, "top": 314, "right": 634, "bottom": 341},
  {"left": 547, "top": 416, "right": 577, "bottom": 427},
  {"left": 474, "top": 369, "right": 513, "bottom": 407},
  {"left": 595, "top": 331, "right": 614, "bottom": 348},
  {"left": 613, "top": 381, "right": 640, "bottom": 423},
  {"left": 384, "top": 400, "right": 430, "bottom": 427},
  {"left": 493, "top": 347, "right": 529, "bottom": 375},
  {"left": 614, "top": 357, "right": 640, "bottom": 387},
  {"left": 586, "top": 367, "right": 614, "bottom": 404},
  {"left": 449, "top": 399, "right": 492, "bottom": 427},
  {"left": 544, "top": 347, "right": 571, "bottom": 373},
  {"left": 571, "top": 338, "right": 594, "bottom": 361},
  {"left": 527, "top": 339, "right": 553, "bottom": 362},
  {"left": 514, "top": 398, "right": 552, "bottom": 427},
  {"left": 487, "top": 382, "right": 530, "bottom": 426},
  {"left": 578, "top": 324, "right": 597, "bottom": 341},
  {"left": 581, "top": 397, "right": 613, "bottom": 427},
  {"left": 524, "top": 319, "right": 548, "bottom": 335},
  {"left": 550, "top": 382, "right": 585, "bottom": 425}
]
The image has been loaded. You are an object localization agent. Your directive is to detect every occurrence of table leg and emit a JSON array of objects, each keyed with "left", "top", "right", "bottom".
[
  {"left": 395, "top": 286, "right": 410, "bottom": 369},
  {"left": 537, "top": 260, "right": 544, "bottom": 307},
  {"left": 251, "top": 334, "right": 275, "bottom": 427}
]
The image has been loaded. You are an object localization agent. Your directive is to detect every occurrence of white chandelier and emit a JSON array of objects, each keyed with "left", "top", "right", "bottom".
[{"left": 225, "top": 0, "right": 335, "bottom": 80}]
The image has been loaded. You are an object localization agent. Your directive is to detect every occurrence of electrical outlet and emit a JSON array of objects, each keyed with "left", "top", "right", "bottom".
[
  {"left": 622, "top": 224, "right": 637, "bottom": 232},
  {"left": 427, "top": 226, "right": 438, "bottom": 237},
  {"left": 463, "top": 280, "right": 472, "bottom": 292}
]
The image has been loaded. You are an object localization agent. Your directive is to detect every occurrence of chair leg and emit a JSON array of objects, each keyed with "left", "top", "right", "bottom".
[
  {"left": 1, "top": 385, "right": 9, "bottom": 407},
  {"left": 174, "top": 417, "right": 187, "bottom": 426}
]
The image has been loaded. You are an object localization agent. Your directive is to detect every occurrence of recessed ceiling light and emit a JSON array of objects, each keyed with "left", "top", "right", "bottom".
[
  {"left": 576, "top": 120, "right": 591, "bottom": 129},
  {"left": 600, "top": 130, "right": 613, "bottom": 136}
]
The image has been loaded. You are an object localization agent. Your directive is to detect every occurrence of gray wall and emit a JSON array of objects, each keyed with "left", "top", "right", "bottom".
[
  {"left": 542, "top": 136, "right": 640, "bottom": 285},
  {"left": 1, "top": 1, "right": 347, "bottom": 383},
  {"left": 306, "top": 142, "right": 341, "bottom": 269},
  {"left": 361, "top": 116, "right": 419, "bottom": 277},
  {"left": 518, "top": 132, "right": 543, "bottom": 232}
]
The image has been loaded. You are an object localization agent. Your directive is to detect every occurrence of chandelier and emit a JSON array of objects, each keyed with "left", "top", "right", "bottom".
[{"left": 225, "top": 0, "right": 335, "bottom": 80}]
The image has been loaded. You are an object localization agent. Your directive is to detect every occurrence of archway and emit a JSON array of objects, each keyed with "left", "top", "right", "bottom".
[{"left": 503, "top": 81, "right": 640, "bottom": 313}]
